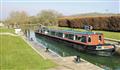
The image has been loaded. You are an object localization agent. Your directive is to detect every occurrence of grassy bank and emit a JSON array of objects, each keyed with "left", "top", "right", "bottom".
[
  {"left": 48, "top": 26, "right": 120, "bottom": 40},
  {"left": 0, "top": 28, "right": 56, "bottom": 70},
  {"left": 0, "top": 28, "right": 15, "bottom": 34},
  {"left": 0, "top": 35, "right": 56, "bottom": 70}
]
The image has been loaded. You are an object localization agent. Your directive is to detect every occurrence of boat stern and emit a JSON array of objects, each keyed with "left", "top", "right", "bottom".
[{"left": 95, "top": 44, "right": 115, "bottom": 56}]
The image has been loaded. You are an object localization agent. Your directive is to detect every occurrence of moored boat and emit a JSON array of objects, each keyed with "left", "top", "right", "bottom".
[{"left": 35, "top": 27, "right": 115, "bottom": 56}]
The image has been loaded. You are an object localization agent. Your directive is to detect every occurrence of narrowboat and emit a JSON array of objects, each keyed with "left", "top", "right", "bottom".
[{"left": 35, "top": 27, "right": 115, "bottom": 56}]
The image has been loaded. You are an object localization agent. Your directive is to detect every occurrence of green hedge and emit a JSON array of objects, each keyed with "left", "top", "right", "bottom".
[{"left": 58, "top": 16, "right": 120, "bottom": 32}]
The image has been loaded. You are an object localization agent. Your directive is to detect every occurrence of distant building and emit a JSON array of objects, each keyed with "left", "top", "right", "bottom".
[
  {"left": 15, "top": 28, "right": 21, "bottom": 34},
  {"left": 0, "top": 23, "right": 4, "bottom": 27}
]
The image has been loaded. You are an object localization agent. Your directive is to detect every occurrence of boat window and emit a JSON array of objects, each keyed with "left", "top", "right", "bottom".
[
  {"left": 56, "top": 32, "right": 63, "bottom": 37},
  {"left": 65, "top": 34, "right": 69, "bottom": 38},
  {"left": 42, "top": 29, "right": 46, "bottom": 33},
  {"left": 65, "top": 34, "right": 74, "bottom": 40},
  {"left": 48, "top": 31, "right": 51, "bottom": 35},
  {"left": 68, "top": 34, "right": 74, "bottom": 40},
  {"left": 75, "top": 35, "right": 82, "bottom": 40},
  {"left": 51, "top": 31, "right": 55, "bottom": 35},
  {"left": 80, "top": 36, "right": 87, "bottom": 43},
  {"left": 76, "top": 36, "right": 86, "bottom": 43},
  {"left": 88, "top": 36, "right": 91, "bottom": 42},
  {"left": 99, "top": 35, "right": 102, "bottom": 41}
]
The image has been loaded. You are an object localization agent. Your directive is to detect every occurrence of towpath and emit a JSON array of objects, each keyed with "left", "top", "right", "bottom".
[{"left": 0, "top": 32, "right": 18, "bottom": 36}]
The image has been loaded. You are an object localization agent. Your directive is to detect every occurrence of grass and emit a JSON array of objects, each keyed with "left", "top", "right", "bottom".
[
  {"left": 0, "top": 28, "right": 56, "bottom": 70},
  {"left": 48, "top": 26, "right": 120, "bottom": 40},
  {"left": 93, "top": 31, "right": 120, "bottom": 40},
  {"left": 0, "top": 28, "right": 15, "bottom": 34}
]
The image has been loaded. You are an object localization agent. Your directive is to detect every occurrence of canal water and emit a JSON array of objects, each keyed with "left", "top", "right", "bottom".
[{"left": 29, "top": 31, "right": 120, "bottom": 70}]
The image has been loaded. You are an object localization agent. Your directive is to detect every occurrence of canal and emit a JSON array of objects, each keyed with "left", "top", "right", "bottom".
[{"left": 29, "top": 31, "right": 120, "bottom": 70}]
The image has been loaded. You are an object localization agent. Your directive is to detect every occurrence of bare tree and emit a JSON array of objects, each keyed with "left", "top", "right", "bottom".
[
  {"left": 37, "top": 9, "right": 62, "bottom": 26},
  {"left": 6, "top": 11, "right": 29, "bottom": 28}
]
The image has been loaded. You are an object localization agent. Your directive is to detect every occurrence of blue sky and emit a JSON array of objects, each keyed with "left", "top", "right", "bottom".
[{"left": 0, "top": 0, "right": 120, "bottom": 20}]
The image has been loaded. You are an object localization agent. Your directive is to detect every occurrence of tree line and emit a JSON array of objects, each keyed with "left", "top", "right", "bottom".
[
  {"left": 3, "top": 10, "right": 120, "bottom": 32},
  {"left": 58, "top": 16, "right": 120, "bottom": 32},
  {"left": 4, "top": 10, "right": 62, "bottom": 29}
]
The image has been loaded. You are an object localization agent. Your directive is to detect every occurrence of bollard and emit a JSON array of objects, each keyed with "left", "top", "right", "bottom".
[
  {"left": 45, "top": 47, "right": 49, "bottom": 52},
  {"left": 75, "top": 55, "right": 81, "bottom": 63},
  {"left": 30, "top": 37, "right": 33, "bottom": 41},
  {"left": 62, "top": 52, "right": 65, "bottom": 57}
]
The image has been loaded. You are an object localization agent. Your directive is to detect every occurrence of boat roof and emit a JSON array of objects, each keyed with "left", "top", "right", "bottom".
[{"left": 49, "top": 29, "right": 102, "bottom": 35}]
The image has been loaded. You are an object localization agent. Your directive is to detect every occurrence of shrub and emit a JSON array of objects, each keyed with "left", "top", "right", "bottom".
[{"left": 58, "top": 16, "right": 120, "bottom": 31}]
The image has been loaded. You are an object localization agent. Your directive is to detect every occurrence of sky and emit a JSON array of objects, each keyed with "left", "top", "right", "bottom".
[{"left": 0, "top": 0, "right": 120, "bottom": 20}]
